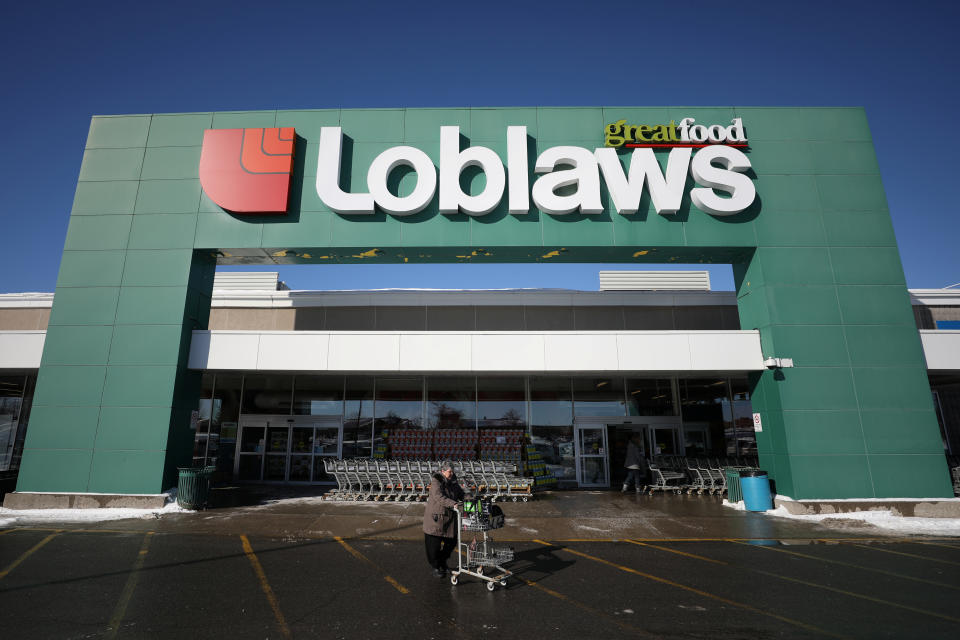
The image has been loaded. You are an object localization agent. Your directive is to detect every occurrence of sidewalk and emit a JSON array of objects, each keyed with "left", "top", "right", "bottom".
[{"left": 8, "top": 485, "right": 952, "bottom": 540}]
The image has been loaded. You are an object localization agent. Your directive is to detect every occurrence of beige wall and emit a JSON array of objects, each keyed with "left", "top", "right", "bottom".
[
  {"left": 208, "top": 308, "right": 296, "bottom": 330},
  {"left": 0, "top": 308, "right": 50, "bottom": 330}
]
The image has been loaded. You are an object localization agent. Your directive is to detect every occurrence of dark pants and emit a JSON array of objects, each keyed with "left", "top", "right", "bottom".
[{"left": 424, "top": 533, "right": 457, "bottom": 569}]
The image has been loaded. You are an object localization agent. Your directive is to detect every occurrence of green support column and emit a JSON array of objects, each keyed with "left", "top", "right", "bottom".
[
  {"left": 735, "top": 238, "right": 952, "bottom": 499},
  {"left": 16, "top": 115, "right": 214, "bottom": 494}
]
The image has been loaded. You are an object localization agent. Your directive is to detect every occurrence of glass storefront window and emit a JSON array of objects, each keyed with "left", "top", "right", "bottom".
[
  {"left": 241, "top": 426, "right": 266, "bottom": 453},
  {"left": 573, "top": 377, "right": 625, "bottom": 417},
  {"left": 477, "top": 377, "right": 526, "bottom": 429},
  {"left": 344, "top": 377, "right": 374, "bottom": 458},
  {"left": 0, "top": 376, "right": 26, "bottom": 472},
  {"left": 196, "top": 374, "right": 214, "bottom": 435},
  {"left": 530, "top": 377, "right": 572, "bottom": 426},
  {"left": 531, "top": 377, "right": 574, "bottom": 485},
  {"left": 293, "top": 375, "right": 344, "bottom": 415},
  {"left": 192, "top": 374, "right": 214, "bottom": 467},
  {"left": 211, "top": 374, "right": 242, "bottom": 473},
  {"left": 627, "top": 378, "right": 677, "bottom": 416},
  {"left": 242, "top": 375, "right": 293, "bottom": 415},
  {"left": 530, "top": 425, "right": 576, "bottom": 485},
  {"left": 728, "top": 377, "right": 756, "bottom": 456},
  {"left": 427, "top": 377, "right": 475, "bottom": 429},
  {"left": 680, "top": 378, "right": 729, "bottom": 457},
  {"left": 375, "top": 377, "right": 423, "bottom": 429}
]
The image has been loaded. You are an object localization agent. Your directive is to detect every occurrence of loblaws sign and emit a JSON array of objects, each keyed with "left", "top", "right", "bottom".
[{"left": 199, "top": 118, "right": 755, "bottom": 218}]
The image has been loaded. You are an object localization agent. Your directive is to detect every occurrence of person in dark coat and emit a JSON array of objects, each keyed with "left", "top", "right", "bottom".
[
  {"left": 422, "top": 460, "right": 465, "bottom": 577},
  {"left": 622, "top": 434, "right": 647, "bottom": 493}
]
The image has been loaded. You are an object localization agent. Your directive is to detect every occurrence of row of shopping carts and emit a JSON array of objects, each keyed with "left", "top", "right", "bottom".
[
  {"left": 645, "top": 455, "right": 759, "bottom": 496},
  {"left": 321, "top": 458, "right": 535, "bottom": 502}
]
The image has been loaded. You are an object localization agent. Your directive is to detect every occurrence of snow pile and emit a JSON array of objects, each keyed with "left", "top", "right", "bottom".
[
  {"left": 766, "top": 505, "right": 960, "bottom": 536},
  {"left": 723, "top": 498, "right": 960, "bottom": 536},
  {"left": 0, "top": 490, "right": 190, "bottom": 527}
]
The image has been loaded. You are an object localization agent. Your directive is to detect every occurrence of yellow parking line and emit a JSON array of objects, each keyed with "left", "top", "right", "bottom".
[
  {"left": 334, "top": 536, "right": 410, "bottom": 595},
  {"left": 911, "top": 541, "right": 960, "bottom": 551},
  {"left": 0, "top": 531, "right": 61, "bottom": 581},
  {"left": 843, "top": 542, "right": 960, "bottom": 567},
  {"left": 241, "top": 535, "right": 292, "bottom": 639},
  {"left": 726, "top": 540, "right": 960, "bottom": 623},
  {"left": 725, "top": 539, "right": 960, "bottom": 591},
  {"left": 106, "top": 532, "right": 153, "bottom": 638},
  {"left": 521, "top": 577, "right": 652, "bottom": 636},
  {"left": 533, "top": 540, "right": 847, "bottom": 639},
  {"left": 626, "top": 539, "right": 727, "bottom": 565}
]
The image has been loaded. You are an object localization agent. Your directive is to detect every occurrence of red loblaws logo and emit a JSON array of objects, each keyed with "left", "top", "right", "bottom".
[{"left": 199, "top": 127, "right": 296, "bottom": 214}]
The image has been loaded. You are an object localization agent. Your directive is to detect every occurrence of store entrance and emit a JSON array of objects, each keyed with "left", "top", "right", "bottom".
[
  {"left": 235, "top": 415, "right": 342, "bottom": 483},
  {"left": 573, "top": 424, "right": 609, "bottom": 487},
  {"left": 607, "top": 420, "right": 682, "bottom": 488}
]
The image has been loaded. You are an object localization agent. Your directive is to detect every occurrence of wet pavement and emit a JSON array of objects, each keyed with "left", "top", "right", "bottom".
[
  {"left": 9, "top": 486, "right": 945, "bottom": 541},
  {"left": 3, "top": 489, "right": 960, "bottom": 638}
]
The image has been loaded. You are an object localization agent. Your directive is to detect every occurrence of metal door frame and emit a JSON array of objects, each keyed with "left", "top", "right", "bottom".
[{"left": 572, "top": 420, "right": 610, "bottom": 488}]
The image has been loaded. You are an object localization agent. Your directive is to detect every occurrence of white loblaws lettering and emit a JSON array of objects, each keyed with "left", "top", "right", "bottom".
[
  {"left": 689, "top": 146, "right": 755, "bottom": 216},
  {"left": 507, "top": 126, "right": 529, "bottom": 215},
  {"left": 531, "top": 146, "right": 603, "bottom": 215},
  {"left": 439, "top": 127, "right": 505, "bottom": 216},
  {"left": 595, "top": 148, "right": 691, "bottom": 215},
  {"left": 316, "top": 127, "right": 375, "bottom": 214},
  {"left": 366, "top": 145, "right": 436, "bottom": 216}
]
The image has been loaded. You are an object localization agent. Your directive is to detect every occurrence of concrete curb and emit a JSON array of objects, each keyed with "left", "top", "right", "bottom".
[
  {"left": 774, "top": 497, "right": 960, "bottom": 518},
  {"left": 3, "top": 491, "right": 169, "bottom": 510}
]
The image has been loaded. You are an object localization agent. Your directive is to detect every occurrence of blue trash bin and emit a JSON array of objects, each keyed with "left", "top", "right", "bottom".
[{"left": 739, "top": 469, "right": 773, "bottom": 511}]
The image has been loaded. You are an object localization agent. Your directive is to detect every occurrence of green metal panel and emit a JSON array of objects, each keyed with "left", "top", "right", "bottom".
[{"left": 17, "top": 106, "right": 953, "bottom": 499}]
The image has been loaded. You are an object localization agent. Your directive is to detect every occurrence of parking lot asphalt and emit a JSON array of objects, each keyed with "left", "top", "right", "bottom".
[
  {"left": 2, "top": 528, "right": 959, "bottom": 639},
  {"left": 3, "top": 490, "right": 960, "bottom": 638}
]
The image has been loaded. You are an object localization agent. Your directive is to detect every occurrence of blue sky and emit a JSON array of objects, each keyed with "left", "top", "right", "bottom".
[{"left": 1, "top": 1, "right": 957, "bottom": 292}]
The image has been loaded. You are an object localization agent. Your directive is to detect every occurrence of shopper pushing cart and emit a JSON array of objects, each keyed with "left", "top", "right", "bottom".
[
  {"left": 450, "top": 498, "right": 514, "bottom": 591},
  {"left": 423, "top": 460, "right": 465, "bottom": 577}
]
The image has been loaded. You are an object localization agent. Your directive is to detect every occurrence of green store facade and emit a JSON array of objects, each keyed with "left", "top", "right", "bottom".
[{"left": 7, "top": 106, "right": 956, "bottom": 500}]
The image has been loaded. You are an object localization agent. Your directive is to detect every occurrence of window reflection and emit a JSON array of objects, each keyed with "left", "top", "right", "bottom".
[
  {"left": 530, "top": 377, "right": 572, "bottom": 426},
  {"left": 293, "top": 375, "right": 344, "bottom": 415},
  {"left": 427, "top": 377, "right": 475, "bottom": 429},
  {"left": 0, "top": 376, "right": 26, "bottom": 472},
  {"left": 627, "top": 378, "right": 677, "bottom": 416},
  {"left": 680, "top": 378, "right": 729, "bottom": 457},
  {"left": 727, "top": 377, "right": 756, "bottom": 456},
  {"left": 213, "top": 375, "right": 241, "bottom": 474},
  {"left": 241, "top": 375, "right": 293, "bottom": 415},
  {"left": 530, "top": 425, "right": 576, "bottom": 486},
  {"left": 573, "top": 377, "right": 625, "bottom": 417},
  {"left": 477, "top": 377, "right": 526, "bottom": 429},
  {"left": 530, "top": 377, "right": 574, "bottom": 486},
  {"left": 375, "top": 377, "right": 423, "bottom": 429},
  {"left": 344, "top": 377, "right": 374, "bottom": 458}
]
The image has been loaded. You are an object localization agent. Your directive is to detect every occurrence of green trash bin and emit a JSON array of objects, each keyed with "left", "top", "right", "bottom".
[
  {"left": 725, "top": 468, "right": 743, "bottom": 503},
  {"left": 177, "top": 466, "right": 215, "bottom": 510}
]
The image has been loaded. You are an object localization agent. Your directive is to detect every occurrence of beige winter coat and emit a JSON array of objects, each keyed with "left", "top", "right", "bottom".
[{"left": 422, "top": 473, "right": 464, "bottom": 537}]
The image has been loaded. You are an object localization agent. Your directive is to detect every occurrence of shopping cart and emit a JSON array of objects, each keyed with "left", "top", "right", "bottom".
[{"left": 450, "top": 499, "right": 514, "bottom": 591}]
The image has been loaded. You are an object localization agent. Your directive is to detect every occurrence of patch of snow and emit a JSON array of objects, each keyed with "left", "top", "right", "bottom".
[
  {"left": 724, "top": 498, "right": 960, "bottom": 536},
  {"left": 722, "top": 499, "right": 746, "bottom": 511},
  {"left": 765, "top": 505, "right": 960, "bottom": 536},
  {"left": 574, "top": 524, "right": 611, "bottom": 533},
  {"left": 0, "top": 490, "right": 189, "bottom": 527},
  {"left": 775, "top": 494, "right": 960, "bottom": 503}
]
